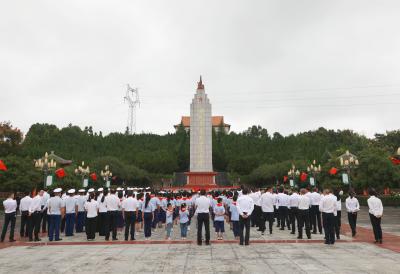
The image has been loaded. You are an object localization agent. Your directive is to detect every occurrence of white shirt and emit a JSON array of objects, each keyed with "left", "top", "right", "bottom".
[
  {"left": 367, "top": 196, "right": 383, "bottom": 217},
  {"left": 29, "top": 195, "right": 42, "bottom": 213},
  {"left": 3, "top": 198, "right": 17, "bottom": 213},
  {"left": 122, "top": 197, "right": 138, "bottom": 212},
  {"left": 84, "top": 200, "right": 99, "bottom": 218},
  {"left": 319, "top": 194, "right": 337, "bottom": 216},
  {"left": 249, "top": 191, "right": 261, "bottom": 206},
  {"left": 65, "top": 196, "right": 77, "bottom": 214},
  {"left": 336, "top": 199, "right": 342, "bottom": 211},
  {"left": 260, "top": 192, "right": 274, "bottom": 213},
  {"left": 105, "top": 194, "right": 121, "bottom": 211},
  {"left": 345, "top": 197, "right": 360, "bottom": 213},
  {"left": 276, "top": 193, "right": 290, "bottom": 207},
  {"left": 310, "top": 192, "right": 322, "bottom": 206},
  {"left": 41, "top": 192, "right": 50, "bottom": 207},
  {"left": 195, "top": 196, "right": 211, "bottom": 213},
  {"left": 237, "top": 195, "right": 254, "bottom": 216},
  {"left": 76, "top": 195, "right": 86, "bottom": 212},
  {"left": 97, "top": 194, "right": 108, "bottom": 213},
  {"left": 48, "top": 196, "right": 65, "bottom": 215},
  {"left": 19, "top": 196, "right": 32, "bottom": 212},
  {"left": 298, "top": 195, "right": 311, "bottom": 210},
  {"left": 289, "top": 193, "right": 300, "bottom": 208}
]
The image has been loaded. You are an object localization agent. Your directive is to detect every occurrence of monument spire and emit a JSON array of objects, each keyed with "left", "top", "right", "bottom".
[{"left": 197, "top": 75, "right": 204, "bottom": 90}]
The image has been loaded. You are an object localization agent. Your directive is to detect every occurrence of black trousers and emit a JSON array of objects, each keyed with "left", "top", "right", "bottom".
[
  {"left": 310, "top": 205, "right": 322, "bottom": 233},
  {"left": 334, "top": 210, "right": 341, "bottom": 238},
  {"left": 262, "top": 212, "right": 274, "bottom": 233},
  {"left": 239, "top": 215, "right": 251, "bottom": 245},
  {"left": 124, "top": 211, "right": 136, "bottom": 240},
  {"left": 289, "top": 207, "right": 298, "bottom": 233},
  {"left": 297, "top": 209, "right": 311, "bottom": 239},
  {"left": 1, "top": 212, "right": 16, "bottom": 241},
  {"left": 20, "top": 211, "right": 31, "bottom": 237},
  {"left": 251, "top": 205, "right": 262, "bottom": 227},
  {"left": 278, "top": 206, "right": 289, "bottom": 229},
  {"left": 347, "top": 212, "right": 357, "bottom": 236},
  {"left": 322, "top": 212, "right": 335, "bottom": 244},
  {"left": 106, "top": 211, "right": 118, "bottom": 240},
  {"left": 97, "top": 212, "right": 107, "bottom": 236},
  {"left": 197, "top": 213, "right": 210, "bottom": 244},
  {"left": 41, "top": 208, "right": 48, "bottom": 232},
  {"left": 31, "top": 211, "right": 42, "bottom": 240},
  {"left": 85, "top": 217, "right": 97, "bottom": 240},
  {"left": 369, "top": 213, "right": 382, "bottom": 241}
]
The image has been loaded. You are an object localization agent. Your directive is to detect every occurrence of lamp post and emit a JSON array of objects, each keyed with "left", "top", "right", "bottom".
[
  {"left": 100, "top": 165, "right": 112, "bottom": 188},
  {"left": 288, "top": 164, "right": 300, "bottom": 188},
  {"left": 74, "top": 161, "right": 90, "bottom": 187},
  {"left": 34, "top": 152, "right": 57, "bottom": 189},
  {"left": 307, "top": 160, "right": 322, "bottom": 189},
  {"left": 338, "top": 150, "right": 359, "bottom": 191}
]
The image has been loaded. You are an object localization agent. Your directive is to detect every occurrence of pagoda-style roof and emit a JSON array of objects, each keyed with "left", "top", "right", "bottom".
[
  {"left": 174, "top": 116, "right": 231, "bottom": 129},
  {"left": 43, "top": 151, "right": 72, "bottom": 166}
]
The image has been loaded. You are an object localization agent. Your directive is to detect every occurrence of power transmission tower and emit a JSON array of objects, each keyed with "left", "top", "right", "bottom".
[{"left": 124, "top": 84, "right": 140, "bottom": 134}]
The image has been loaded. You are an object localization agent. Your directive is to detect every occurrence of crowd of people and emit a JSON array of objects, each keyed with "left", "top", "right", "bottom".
[{"left": 1, "top": 186, "right": 384, "bottom": 246}]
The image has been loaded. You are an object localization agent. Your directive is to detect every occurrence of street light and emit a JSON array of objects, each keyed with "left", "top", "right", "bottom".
[
  {"left": 338, "top": 150, "right": 359, "bottom": 191},
  {"left": 75, "top": 161, "right": 90, "bottom": 187},
  {"left": 34, "top": 152, "right": 57, "bottom": 189},
  {"left": 100, "top": 165, "right": 112, "bottom": 188},
  {"left": 307, "top": 159, "right": 322, "bottom": 188},
  {"left": 288, "top": 164, "right": 300, "bottom": 188}
]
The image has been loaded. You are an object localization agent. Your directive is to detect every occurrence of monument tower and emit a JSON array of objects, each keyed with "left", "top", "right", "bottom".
[{"left": 185, "top": 76, "right": 217, "bottom": 186}]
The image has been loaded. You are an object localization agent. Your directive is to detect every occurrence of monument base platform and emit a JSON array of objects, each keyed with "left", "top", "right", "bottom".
[
  {"left": 185, "top": 171, "right": 218, "bottom": 186},
  {"left": 163, "top": 184, "right": 237, "bottom": 192}
]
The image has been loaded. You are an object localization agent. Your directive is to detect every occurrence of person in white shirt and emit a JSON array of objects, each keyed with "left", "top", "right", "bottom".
[
  {"left": 97, "top": 188, "right": 107, "bottom": 236},
  {"left": 64, "top": 189, "right": 78, "bottom": 237},
  {"left": 29, "top": 190, "right": 44, "bottom": 241},
  {"left": 195, "top": 189, "right": 212, "bottom": 245},
  {"left": 367, "top": 188, "right": 383, "bottom": 244},
  {"left": 40, "top": 189, "right": 50, "bottom": 233},
  {"left": 345, "top": 191, "right": 360, "bottom": 237},
  {"left": 1, "top": 193, "right": 17, "bottom": 242},
  {"left": 237, "top": 188, "right": 254, "bottom": 245},
  {"left": 310, "top": 188, "right": 322, "bottom": 234},
  {"left": 289, "top": 190, "right": 300, "bottom": 235},
  {"left": 105, "top": 189, "right": 121, "bottom": 241},
  {"left": 334, "top": 190, "right": 343, "bottom": 239},
  {"left": 84, "top": 192, "right": 98, "bottom": 241},
  {"left": 19, "top": 191, "right": 32, "bottom": 239},
  {"left": 122, "top": 190, "right": 138, "bottom": 241},
  {"left": 276, "top": 188, "right": 290, "bottom": 230},
  {"left": 48, "top": 188, "right": 65, "bottom": 241},
  {"left": 260, "top": 187, "right": 275, "bottom": 235},
  {"left": 249, "top": 189, "right": 261, "bottom": 229},
  {"left": 297, "top": 188, "right": 311, "bottom": 239},
  {"left": 319, "top": 189, "right": 337, "bottom": 245},
  {"left": 75, "top": 189, "right": 86, "bottom": 233}
]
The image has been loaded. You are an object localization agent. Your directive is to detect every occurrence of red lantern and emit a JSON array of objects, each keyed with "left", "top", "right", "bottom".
[
  {"left": 390, "top": 157, "right": 400, "bottom": 165},
  {"left": 55, "top": 168, "right": 66, "bottom": 178},
  {"left": 283, "top": 176, "right": 288, "bottom": 183},
  {"left": 0, "top": 160, "right": 7, "bottom": 171},
  {"left": 90, "top": 172, "right": 97, "bottom": 181},
  {"left": 329, "top": 167, "right": 338, "bottom": 175},
  {"left": 300, "top": 172, "right": 307, "bottom": 182}
]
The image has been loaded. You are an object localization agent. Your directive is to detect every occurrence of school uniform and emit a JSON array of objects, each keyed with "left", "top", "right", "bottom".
[
  {"left": 122, "top": 196, "right": 138, "bottom": 240},
  {"left": 19, "top": 195, "right": 32, "bottom": 238},
  {"left": 260, "top": 191, "right": 274, "bottom": 234},
  {"left": 289, "top": 193, "right": 300, "bottom": 234},
  {"left": 75, "top": 195, "right": 86, "bottom": 232},
  {"left": 97, "top": 194, "right": 107, "bottom": 236},
  {"left": 29, "top": 194, "right": 43, "bottom": 241},
  {"left": 179, "top": 209, "right": 190, "bottom": 238},
  {"left": 150, "top": 196, "right": 160, "bottom": 229},
  {"left": 1, "top": 198, "right": 17, "bottom": 242},
  {"left": 367, "top": 195, "right": 383, "bottom": 243},
  {"left": 104, "top": 194, "right": 121, "bottom": 240},
  {"left": 237, "top": 194, "right": 254, "bottom": 245},
  {"left": 40, "top": 191, "right": 50, "bottom": 233},
  {"left": 48, "top": 194, "right": 65, "bottom": 241},
  {"left": 84, "top": 199, "right": 98, "bottom": 240},
  {"left": 65, "top": 195, "right": 77, "bottom": 236},
  {"left": 276, "top": 193, "right": 290, "bottom": 230},
  {"left": 142, "top": 200, "right": 154, "bottom": 238},
  {"left": 165, "top": 210, "right": 174, "bottom": 239},
  {"left": 249, "top": 191, "right": 262, "bottom": 228},
  {"left": 334, "top": 198, "right": 342, "bottom": 239},
  {"left": 346, "top": 196, "right": 360, "bottom": 236},
  {"left": 229, "top": 202, "right": 240, "bottom": 237},
  {"left": 213, "top": 203, "right": 225, "bottom": 234},
  {"left": 136, "top": 199, "right": 143, "bottom": 224},
  {"left": 310, "top": 191, "right": 322, "bottom": 234},
  {"left": 297, "top": 194, "right": 311, "bottom": 239},
  {"left": 320, "top": 194, "right": 337, "bottom": 244},
  {"left": 195, "top": 195, "right": 212, "bottom": 245},
  {"left": 159, "top": 198, "right": 168, "bottom": 224}
]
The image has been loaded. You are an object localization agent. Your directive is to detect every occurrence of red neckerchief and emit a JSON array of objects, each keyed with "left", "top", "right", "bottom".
[
  {"left": 140, "top": 198, "right": 144, "bottom": 201},
  {"left": 183, "top": 197, "right": 187, "bottom": 200},
  {"left": 181, "top": 208, "right": 186, "bottom": 212},
  {"left": 217, "top": 203, "right": 222, "bottom": 207},
  {"left": 158, "top": 197, "right": 163, "bottom": 201},
  {"left": 232, "top": 202, "right": 237, "bottom": 205},
  {"left": 150, "top": 194, "right": 155, "bottom": 198}
]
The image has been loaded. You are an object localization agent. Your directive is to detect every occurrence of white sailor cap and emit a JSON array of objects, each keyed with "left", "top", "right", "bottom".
[
  {"left": 116, "top": 187, "right": 122, "bottom": 191},
  {"left": 97, "top": 187, "right": 104, "bottom": 192},
  {"left": 54, "top": 188, "right": 62, "bottom": 193},
  {"left": 88, "top": 188, "right": 95, "bottom": 193},
  {"left": 67, "top": 189, "right": 75, "bottom": 194},
  {"left": 145, "top": 187, "right": 150, "bottom": 190},
  {"left": 78, "top": 189, "right": 85, "bottom": 193}
]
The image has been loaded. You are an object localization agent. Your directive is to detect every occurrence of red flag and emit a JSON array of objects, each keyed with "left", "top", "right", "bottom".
[
  {"left": 90, "top": 172, "right": 97, "bottom": 181},
  {"left": 283, "top": 176, "right": 288, "bottom": 183},
  {"left": 329, "top": 167, "right": 338, "bottom": 175},
  {"left": 55, "top": 168, "right": 66, "bottom": 178},
  {"left": 0, "top": 160, "right": 7, "bottom": 171},
  {"left": 300, "top": 172, "right": 307, "bottom": 182},
  {"left": 390, "top": 157, "right": 400, "bottom": 165}
]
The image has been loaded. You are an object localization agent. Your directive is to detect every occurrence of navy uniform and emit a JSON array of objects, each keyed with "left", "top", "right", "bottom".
[
  {"left": 65, "top": 189, "right": 77, "bottom": 236},
  {"left": 48, "top": 188, "right": 65, "bottom": 241},
  {"left": 75, "top": 189, "right": 86, "bottom": 232}
]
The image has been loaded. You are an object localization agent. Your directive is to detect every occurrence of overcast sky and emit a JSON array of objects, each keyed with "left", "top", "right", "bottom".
[{"left": 1, "top": 0, "right": 400, "bottom": 137}]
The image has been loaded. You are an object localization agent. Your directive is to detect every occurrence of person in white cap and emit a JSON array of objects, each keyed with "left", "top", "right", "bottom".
[
  {"left": 65, "top": 189, "right": 77, "bottom": 237},
  {"left": 75, "top": 189, "right": 86, "bottom": 233},
  {"left": 84, "top": 191, "right": 98, "bottom": 241},
  {"left": 48, "top": 188, "right": 65, "bottom": 241}
]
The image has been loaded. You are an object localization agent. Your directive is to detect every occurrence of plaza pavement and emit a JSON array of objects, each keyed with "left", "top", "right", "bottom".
[{"left": 0, "top": 205, "right": 399, "bottom": 273}]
